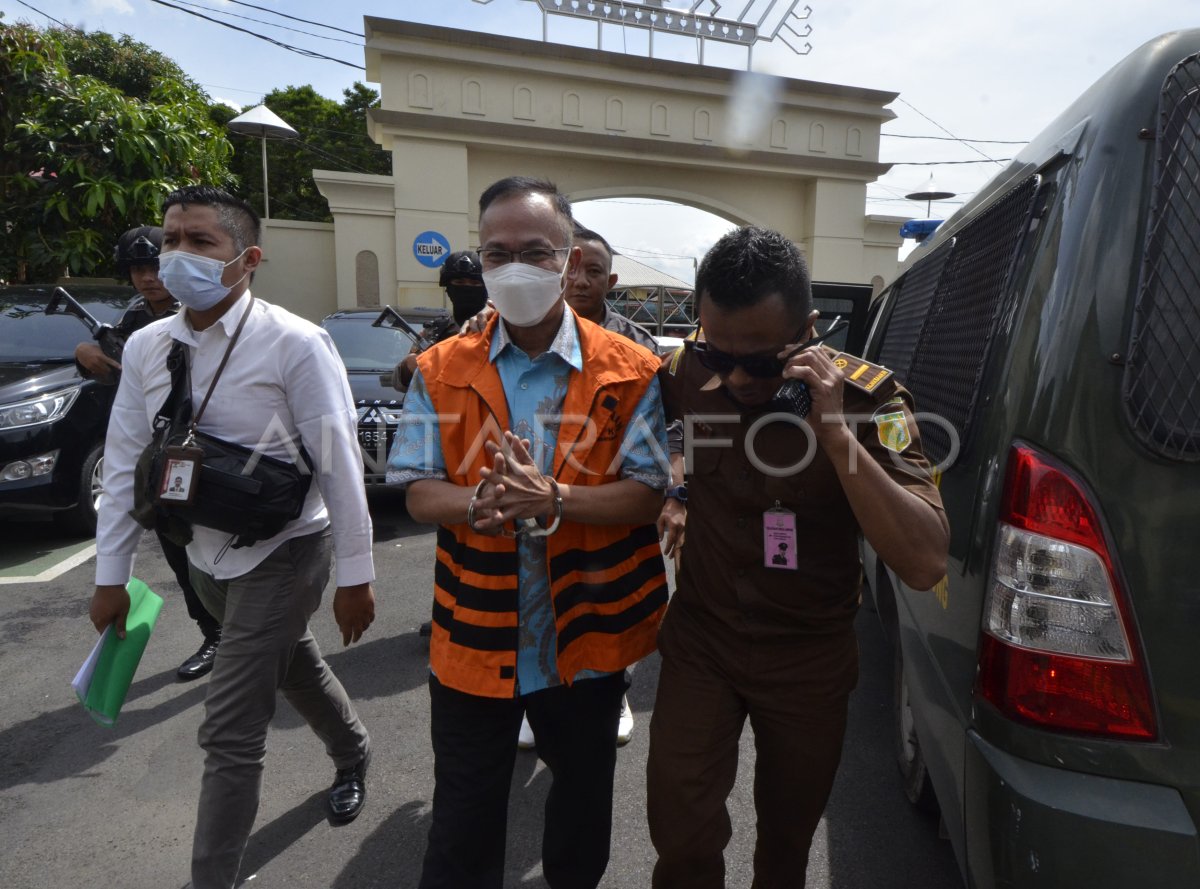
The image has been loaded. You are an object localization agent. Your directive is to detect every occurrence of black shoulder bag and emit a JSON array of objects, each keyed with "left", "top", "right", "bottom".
[{"left": 130, "top": 298, "right": 314, "bottom": 549}]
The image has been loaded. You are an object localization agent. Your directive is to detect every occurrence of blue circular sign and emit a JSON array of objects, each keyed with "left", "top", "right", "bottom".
[{"left": 413, "top": 230, "right": 451, "bottom": 268}]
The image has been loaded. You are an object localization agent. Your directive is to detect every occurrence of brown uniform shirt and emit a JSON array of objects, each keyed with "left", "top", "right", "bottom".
[{"left": 659, "top": 346, "right": 944, "bottom": 638}]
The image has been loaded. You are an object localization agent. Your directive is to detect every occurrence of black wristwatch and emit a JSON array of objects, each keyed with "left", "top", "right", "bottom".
[{"left": 664, "top": 484, "right": 688, "bottom": 504}]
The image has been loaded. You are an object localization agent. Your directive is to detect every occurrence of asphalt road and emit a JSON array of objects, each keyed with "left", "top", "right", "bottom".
[{"left": 0, "top": 490, "right": 963, "bottom": 889}]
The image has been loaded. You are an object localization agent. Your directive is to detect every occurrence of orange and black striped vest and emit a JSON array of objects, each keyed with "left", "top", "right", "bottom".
[{"left": 417, "top": 312, "right": 669, "bottom": 699}]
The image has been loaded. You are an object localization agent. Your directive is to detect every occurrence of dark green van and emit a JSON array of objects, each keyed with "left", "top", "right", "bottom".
[{"left": 861, "top": 30, "right": 1200, "bottom": 889}]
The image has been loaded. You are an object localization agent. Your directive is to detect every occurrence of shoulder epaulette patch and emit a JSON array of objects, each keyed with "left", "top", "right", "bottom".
[
  {"left": 832, "top": 352, "right": 894, "bottom": 396},
  {"left": 873, "top": 407, "right": 912, "bottom": 453},
  {"left": 668, "top": 345, "right": 686, "bottom": 376}
]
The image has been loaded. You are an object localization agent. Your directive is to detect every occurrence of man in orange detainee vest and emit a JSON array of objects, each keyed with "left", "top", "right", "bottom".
[{"left": 387, "top": 176, "right": 670, "bottom": 889}]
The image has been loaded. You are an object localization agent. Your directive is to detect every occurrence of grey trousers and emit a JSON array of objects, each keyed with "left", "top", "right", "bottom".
[{"left": 188, "top": 529, "right": 370, "bottom": 889}]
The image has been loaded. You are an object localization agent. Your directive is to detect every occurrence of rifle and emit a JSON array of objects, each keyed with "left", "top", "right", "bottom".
[
  {"left": 371, "top": 305, "right": 455, "bottom": 353},
  {"left": 45, "top": 286, "right": 126, "bottom": 364}
]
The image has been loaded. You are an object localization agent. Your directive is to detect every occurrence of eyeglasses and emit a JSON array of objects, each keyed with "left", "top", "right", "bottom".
[
  {"left": 690, "top": 325, "right": 809, "bottom": 378},
  {"left": 476, "top": 247, "right": 570, "bottom": 268}
]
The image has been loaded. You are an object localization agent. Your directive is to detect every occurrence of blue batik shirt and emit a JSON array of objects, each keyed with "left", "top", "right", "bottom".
[{"left": 387, "top": 308, "right": 669, "bottom": 694}]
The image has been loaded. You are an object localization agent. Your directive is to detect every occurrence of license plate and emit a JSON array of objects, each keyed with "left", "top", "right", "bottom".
[{"left": 358, "top": 428, "right": 389, "bottom": 448}]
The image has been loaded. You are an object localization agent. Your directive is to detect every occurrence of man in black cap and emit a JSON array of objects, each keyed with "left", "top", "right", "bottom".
[
  {"left": 390, "top": 250, "right": 488, "bottom": 391},
  {"left": 75, "top": 224, "right": 223, "bottom": 680}
]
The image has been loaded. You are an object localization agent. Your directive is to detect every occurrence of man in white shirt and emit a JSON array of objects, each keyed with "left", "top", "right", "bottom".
[{"left": 88, "top": 186, "right": 376, "bottom": 889}]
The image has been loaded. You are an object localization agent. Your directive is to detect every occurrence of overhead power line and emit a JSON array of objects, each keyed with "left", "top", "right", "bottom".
[
  {"left": 898, "top": 98, "right": 1003, "bottom": 165},
  {"left": 221, "top": 0, "right": 363, "bottom": 38},
  {"left": 13, "top": 0, "right": 72, "bottom": 29},
  {"left": 883, "top": 132, "right": 1028, "bottom": 145},
  {"left": 147, "top": 0, "right": 363, "bottom": 70},
  {"left": 613, "top": 244, "right": 699, "bottom": 260},
  {"left": 168, "top": 0, "right": 362, "bottom": 46},
  {"left": 889, "top": 158, "right": 1012, "bottom": 165}
]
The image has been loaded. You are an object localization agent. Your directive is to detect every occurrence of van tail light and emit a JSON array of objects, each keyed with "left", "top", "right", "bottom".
[{"left": 976, "top": 444, "right": 1157, "bottom": 740}]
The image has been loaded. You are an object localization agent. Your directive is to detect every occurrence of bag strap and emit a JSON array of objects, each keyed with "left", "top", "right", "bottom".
[
  {"left": 188, "top": 296, "right": 255, "bottom": 434},
  {"left": 156, "top": 341, "right": 192, "bottom": 431}
]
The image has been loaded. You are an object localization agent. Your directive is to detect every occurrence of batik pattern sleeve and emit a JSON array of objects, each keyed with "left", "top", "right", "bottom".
[
  {"left": 386, "top": 369, "right": 448, "bottom": 487},
  {"left": 616, "top": 376, "right": 670, "bottom": 490}
]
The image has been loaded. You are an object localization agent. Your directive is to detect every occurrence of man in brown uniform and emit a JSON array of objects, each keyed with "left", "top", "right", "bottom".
[{"left": 648, "top": 226, "right": 949, "bottom": 888}]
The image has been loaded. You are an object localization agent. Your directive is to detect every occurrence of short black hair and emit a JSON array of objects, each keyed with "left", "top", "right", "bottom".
[
  {"left": 572, "top": 225, "right": 615, "bottom": 263},
  {"left": 478, "top": 176, "right": 573, "bottom": 244},
  {"left": 695, "top": 227, "right": 811, "bottom": 321},
  {"left": 162, "top": 185, "right": 261, "bottom": 253}
]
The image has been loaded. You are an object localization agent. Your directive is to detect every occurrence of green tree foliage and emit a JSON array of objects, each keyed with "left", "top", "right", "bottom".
[
  {"left": 226, "top": 83, "right": 392, "bottom": 223},
  {"left": 0, "top": 20, "right": 232, "bottom": 283}
]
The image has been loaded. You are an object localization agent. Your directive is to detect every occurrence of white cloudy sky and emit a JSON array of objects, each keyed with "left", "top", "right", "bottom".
[{"left": 3, "top": 0, "right": 1196, "bottom": 282}]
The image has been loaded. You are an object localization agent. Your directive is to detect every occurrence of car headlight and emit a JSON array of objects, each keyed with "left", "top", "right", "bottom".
[
  {"left": 0, "top": 450, "right": 60, "bottom": 482},
  {"left": 0, "top": 387, "right": 81, "bottom": 430}
]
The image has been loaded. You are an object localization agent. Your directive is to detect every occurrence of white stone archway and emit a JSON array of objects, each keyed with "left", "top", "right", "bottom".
[{"left": 315, "top": 18, "right": 905, "bottom": 310}]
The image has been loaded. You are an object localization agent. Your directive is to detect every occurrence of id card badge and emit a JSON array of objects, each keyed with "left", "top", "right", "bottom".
[
  {"left": 763, "top": 504, "right": 798, "bottom": 570},
  {"left": 157, "top": 444, "right": 203, "bottom": 505}
]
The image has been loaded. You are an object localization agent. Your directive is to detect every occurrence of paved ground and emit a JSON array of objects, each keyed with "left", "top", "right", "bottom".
[{"left": 0, "top": 490, "right": 963, "bottom": 888}]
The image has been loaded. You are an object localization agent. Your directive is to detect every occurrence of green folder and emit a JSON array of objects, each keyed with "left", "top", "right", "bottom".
[{"left": 73, "top": 577, "right": 164, "bottom": 727}]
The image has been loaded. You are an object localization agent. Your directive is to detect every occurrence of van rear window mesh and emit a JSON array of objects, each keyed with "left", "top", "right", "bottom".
[
  {"left": 877, "top": 238, "right": 954, "bottom": 382},
  {"left": 1124, "top": 53, "right": 1200, "bottom": 461},
  {"left": 903, "top": 177, "right": 1038, "bottom": 465}
]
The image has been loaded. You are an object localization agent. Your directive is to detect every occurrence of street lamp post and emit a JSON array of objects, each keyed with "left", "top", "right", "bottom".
[
  {"left": 905, "top": 174, "right": 956, "bottom": 219},
  {"left": 226, "top": 105, "right": 299, "bottom": 220}
]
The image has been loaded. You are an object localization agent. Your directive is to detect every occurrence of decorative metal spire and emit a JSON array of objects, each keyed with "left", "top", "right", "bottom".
[{"left": 471, "top": 0, "right": 813, "bottom": 65}]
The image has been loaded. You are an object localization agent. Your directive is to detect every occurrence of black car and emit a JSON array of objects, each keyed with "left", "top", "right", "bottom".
[
  {"left": 320, "top": 308, "right": 421, "bottom": 484},
  {"left": 0, "top": 284, "right": 134, "bottom": 533}
]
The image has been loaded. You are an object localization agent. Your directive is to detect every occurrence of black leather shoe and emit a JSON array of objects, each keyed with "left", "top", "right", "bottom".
[
  {"left": 328, "top": 750, "right": 370, "bottom": 825},
  {"left": 176, "top": 638, "right": 219, "bottom": 682}
]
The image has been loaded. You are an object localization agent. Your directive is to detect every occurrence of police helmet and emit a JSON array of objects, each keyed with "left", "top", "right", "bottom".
[
  {"left": 114, "top": 225, "right": 163, "bottom": 275},
  {"left": 438, "top": 250, "right": 483, "bottom": 287}
]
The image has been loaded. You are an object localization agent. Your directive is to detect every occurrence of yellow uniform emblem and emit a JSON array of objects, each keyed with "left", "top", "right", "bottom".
[{"left": 874, "top": 409, "right": 912, "bottom": 453}]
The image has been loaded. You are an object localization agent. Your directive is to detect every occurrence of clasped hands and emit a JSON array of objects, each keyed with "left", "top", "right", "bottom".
[{"left": 468, "top": 431, "right": 559, "bottom": 536}]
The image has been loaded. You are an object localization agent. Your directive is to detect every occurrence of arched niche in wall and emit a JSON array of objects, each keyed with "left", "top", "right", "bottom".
[
  {"left": 847, "top": 126, "right": 863, "bottom": 157},
  {"left": 463, "top": 78, "right": 485, "bottom": 116},
  {"left": 514, "top": 84, "right": 535, "bottom": 121},
  {"left": 355, "top": 250, "right": 380, "bottom": 308},
  {"left": 562, "top": 91, "right": 582, "bottom": 127},
  {"left": 651, "top": 102, "right": 670, "bottom": 136},
  {"left": 606, "top": 97, "right": 626, "bottom": 131},
  {"left": 408, "top": 72, "right": 433, "bottom": 110},
  {"left": 770, "top": 118, "right": 788, "bottom": 149},
  {"left": 809, "top": 122, "right": 826, "bottom": 152}
]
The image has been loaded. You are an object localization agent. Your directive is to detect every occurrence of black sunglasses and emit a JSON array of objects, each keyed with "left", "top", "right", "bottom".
[{"left": 690, "top": 320, "right": 849, "bottom": 378}]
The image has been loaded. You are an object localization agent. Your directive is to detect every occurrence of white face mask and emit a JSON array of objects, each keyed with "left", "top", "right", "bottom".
[
  {"left": 481, "top": 262, "right": 566, "bottom": 328},
  {"left": 158, "top": 248, "right": 249, "bottom": 312}
]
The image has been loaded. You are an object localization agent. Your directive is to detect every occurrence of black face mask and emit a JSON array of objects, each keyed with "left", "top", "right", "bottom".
[{"left": 447, "top": 284, "right": 487, "bottom": 325}]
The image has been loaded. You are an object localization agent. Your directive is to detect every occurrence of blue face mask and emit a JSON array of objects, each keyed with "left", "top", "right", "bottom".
[{"left": 158, "top": 248, "right": 249, "bottom": 311}]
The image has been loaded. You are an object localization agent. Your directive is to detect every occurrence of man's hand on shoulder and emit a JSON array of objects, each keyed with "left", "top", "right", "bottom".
[
  {"left": 333, "top": 582, "right": 375, "bottom": 646},
  {"left": 460, "top": 303, "right": 496, "bottom": 335},
  {"left": 90, "top": 584, "right": 131, "bottom": 638}
]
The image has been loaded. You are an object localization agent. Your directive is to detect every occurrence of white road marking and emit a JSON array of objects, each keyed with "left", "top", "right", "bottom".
[{"left": 0, "top": 543, "right": 97, "bottom": 585}]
